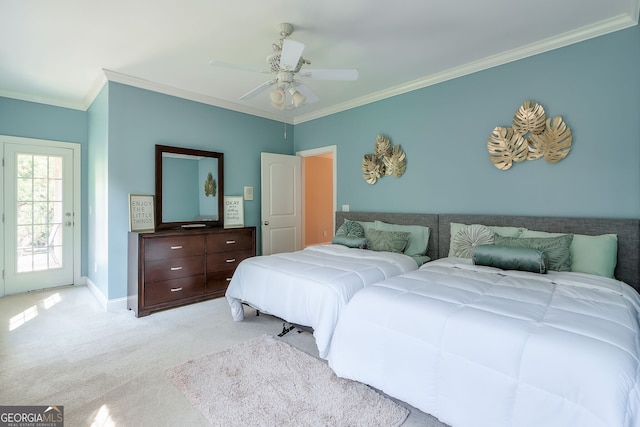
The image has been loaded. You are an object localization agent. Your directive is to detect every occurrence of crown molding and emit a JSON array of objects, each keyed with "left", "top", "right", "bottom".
[
  {"left": 292, "top": 13, "right": 638, "bottom": 124},
  {"left": 0, "top": 88, "right": 86, "bottom": 110},
  {"left": 101, "top": 69, "right": 295, "bottom": 124}
]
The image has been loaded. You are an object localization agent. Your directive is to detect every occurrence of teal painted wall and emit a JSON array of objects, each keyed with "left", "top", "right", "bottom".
[
  {"left": 105, "top": 83, "right": 293, "bottom": 299},
  {"left": 294, "top": 25, "right": 640, "bottom": 219},
  {"left": 0, "top": 97, "right": 90, "bottom": 278}
]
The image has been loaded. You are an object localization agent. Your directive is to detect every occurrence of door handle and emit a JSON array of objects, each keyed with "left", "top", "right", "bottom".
[{"left": 263, "top": 221, "right": 269, "bottom": 225}]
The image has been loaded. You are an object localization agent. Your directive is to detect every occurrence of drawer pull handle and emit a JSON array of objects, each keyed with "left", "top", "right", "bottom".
[
  {"left": 170, "top": 287, "right": 183, "bottom": 292},
  {"left": 226, "top": 278, "right": 232, "bottom": 282},
  {"left": 226, "top": 258, "right": 236, "bottom": 263},
  {"left": 170, "top": 245, "right": 183, "bottom": 250},
  {"left": 226, "top": 240, "right": 236, "bottom": 244},
  {"left": 170, "top": 266, "right": 183, "bottom": 271}
]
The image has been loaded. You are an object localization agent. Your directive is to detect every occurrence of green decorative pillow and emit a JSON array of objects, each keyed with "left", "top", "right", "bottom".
[
  {"left": 494, "top": 234, "right": 573, "bottom": 272},
  {"left": 520, "top": 229, "right": 618, "bottom": 278},
  {"left": 451, "top": 224, "right": 495, "bottom": 258},
  {"left": 336, "top": 219, "right": 365, "bottom": 238},
  {"left": 375, "top": 220, "right": 430, "bottom": 257},
  {"left": 332, "top": 234, "right": 367, "bottom": 249},
  {"left": 365, "top": 229, "right": 411, "bottom": 253},
  {"left": 448, "top": 222, "right": 523, "bottom": 257},
  {"left": 473, "top": 244, "right": 548, "bottom": 274},
  {"left": 570, "top": 233, "right": 618, "bottom": 278}
]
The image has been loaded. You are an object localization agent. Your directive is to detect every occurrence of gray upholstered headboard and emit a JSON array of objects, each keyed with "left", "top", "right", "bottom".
[
  {"left": 438, "top": 214, "right": 640, "bottom": 291},
  {"left": 335, "top": 212, "right": 439, "bottom": 261},
  {"left": 335, "top": 211, "right": 640, "bottom": 292}
]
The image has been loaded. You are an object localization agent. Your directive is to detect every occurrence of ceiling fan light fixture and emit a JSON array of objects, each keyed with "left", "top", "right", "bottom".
[
  {"left": 288, "top": 87, "right": 306, "bottom": 107},
  {"left": 270, "top": 87, "right": 285, "bottom": 109},
  {"left": 211, "top": 22, "right": 358, "bottom": 111}
]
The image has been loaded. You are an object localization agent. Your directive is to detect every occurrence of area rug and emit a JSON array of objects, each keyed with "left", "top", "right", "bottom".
[{"left": 166, "top": 334, "right": 409, "bottom": 426}]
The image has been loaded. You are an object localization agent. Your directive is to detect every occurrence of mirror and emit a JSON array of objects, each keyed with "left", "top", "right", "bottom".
[{"left": 155, "top": 145, "right": 224, "bottom": 230}]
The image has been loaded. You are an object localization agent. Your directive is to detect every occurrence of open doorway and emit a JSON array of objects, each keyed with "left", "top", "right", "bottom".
[{"left": 298, "top": 146, "right": 336, "bottom": 248}]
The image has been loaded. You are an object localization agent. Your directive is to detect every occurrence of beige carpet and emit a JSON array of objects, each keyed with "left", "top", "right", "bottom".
[{"left": 167, "top": 334, "right": 409, "bottom": 427}]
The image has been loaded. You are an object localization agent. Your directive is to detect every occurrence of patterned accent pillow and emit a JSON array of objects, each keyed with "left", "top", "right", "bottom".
[
  {"left": 365, "top": 229, "right": 411, "bottom": 253},
  {"left": 335, "top": 219, "right": 365, "bottom": 238},
  {"left": 333, "top": 219, "right": 367, "bottom": 248},
  {"left": 452, "top": 224, "right": 495, "bottom": 258}
]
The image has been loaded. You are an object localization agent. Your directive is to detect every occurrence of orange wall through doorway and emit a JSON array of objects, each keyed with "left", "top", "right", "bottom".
[{"left": 304, "top": 154, "right": 334, "bottom": 247}]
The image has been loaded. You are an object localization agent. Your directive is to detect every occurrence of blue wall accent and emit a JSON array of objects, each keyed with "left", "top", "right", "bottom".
[
  {"left": 0, "top": 96, "right": 90, "bottom": 278},
  {"left": 295, "top": 25, "right": 640, "bottom": 219},
  {"left": 0, "top": 97, "right": 87, "bottom": 143}
]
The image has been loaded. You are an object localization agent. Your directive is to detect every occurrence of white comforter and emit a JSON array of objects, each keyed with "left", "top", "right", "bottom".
[
  {"left": 328, "top": 258, "right": 640, "bottom": 427},
  {"left": 225, "top": 244, "right": 417, "bottom": 358}
]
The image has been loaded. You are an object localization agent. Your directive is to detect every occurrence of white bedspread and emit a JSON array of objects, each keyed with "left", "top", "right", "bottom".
[
  {"left": 225, "top": 244, "right": 417, "bottom": 358},
  {"left": 328, "top": 258, "right": 640, "bottom": 427}
]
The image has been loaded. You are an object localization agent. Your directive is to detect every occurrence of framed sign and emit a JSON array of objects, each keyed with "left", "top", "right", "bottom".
[
  {"left": 129, "top": 194, "right": 156, "bottom": 232},
  {"left": 224, "top": 196, "right": 244, "bottom": 228}
]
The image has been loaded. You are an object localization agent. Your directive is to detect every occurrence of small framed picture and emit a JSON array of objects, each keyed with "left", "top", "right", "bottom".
[
  {"left": 129, "top": 194, "right": 156, "bottom": 232},
  {"left": 224, "top": 196, "right": 244, "bottom": 228}
]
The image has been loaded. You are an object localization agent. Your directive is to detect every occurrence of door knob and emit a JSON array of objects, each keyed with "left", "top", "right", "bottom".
[{"left": 263, "top": 221, "right": 269, "bottom": 225}]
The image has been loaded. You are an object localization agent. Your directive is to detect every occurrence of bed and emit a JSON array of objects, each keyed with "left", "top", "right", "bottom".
[
  {"left": 225, "top": 213, "right": 437, "bottom": 358},
  {"left": 328, "top": 213, "right": 640, "bottom": 427}
]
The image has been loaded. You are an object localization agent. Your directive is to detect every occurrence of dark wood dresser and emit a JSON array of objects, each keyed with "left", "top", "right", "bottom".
[{"left": 127, "top": 227, "right": 256, "bottom": 317}]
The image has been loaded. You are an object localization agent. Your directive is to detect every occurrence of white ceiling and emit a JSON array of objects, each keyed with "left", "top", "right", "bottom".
[{"left": 1, "top": 1, "right": 638, "bottom": 124}]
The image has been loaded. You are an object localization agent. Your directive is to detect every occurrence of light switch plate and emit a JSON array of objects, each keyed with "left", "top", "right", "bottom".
[{"left": 244, "top": 186, "right": 254, "bottom": 201}]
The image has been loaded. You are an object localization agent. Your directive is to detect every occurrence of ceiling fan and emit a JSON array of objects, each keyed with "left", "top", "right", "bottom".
[{"left": 210, "top": 23, "right": 359, "bottom": 110}]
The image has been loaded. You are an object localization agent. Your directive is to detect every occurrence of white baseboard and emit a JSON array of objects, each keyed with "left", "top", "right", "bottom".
[{"left": 85, "top": 277, "right": 128, "bottom": 312}]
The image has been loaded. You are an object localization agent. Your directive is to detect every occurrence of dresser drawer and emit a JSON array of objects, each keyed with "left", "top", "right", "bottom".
[
  {"left": 144, "top": 235, "right": 205, "bottom": 261},
  {"left": 144, "top": 276, "right": 205, "bottom": 306},
  {"left": 207, "top": 250, "right": 252, "bottom": 272},
  {"left": 207, "top": 231, "right": 254, "bottom": 253},
  {"left": 145, "top": 255, "right": 204, "bottom": 283},
  {"left": 206, "top": 270, "right": 234, "bottom": 294}
]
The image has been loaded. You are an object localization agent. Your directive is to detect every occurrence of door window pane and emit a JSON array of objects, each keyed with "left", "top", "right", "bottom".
[{"left": 15, "top": 154, "right": 63, "bottom": 272}]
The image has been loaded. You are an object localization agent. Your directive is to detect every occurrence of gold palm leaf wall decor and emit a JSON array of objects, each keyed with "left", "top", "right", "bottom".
[
  {"left": 362, "top": 134, "right": 407, "bottom": 184},
  {"left": 488, "top": 100, "right": 572, "bottom": 170},
  {"left": 487, "top": 127, "right": 528, "bottom": 170}
]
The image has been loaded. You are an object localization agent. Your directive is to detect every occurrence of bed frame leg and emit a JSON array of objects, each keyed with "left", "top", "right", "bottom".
[{"left": 278, "top": 322, "right": 295, "bottom": 337}]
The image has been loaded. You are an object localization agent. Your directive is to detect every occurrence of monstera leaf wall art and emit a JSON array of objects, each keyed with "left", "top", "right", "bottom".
[
  {"left": 362, "top": 134, "right": 407, "bottom": 184},
  {"left": 488, "top": 100, "right": 573, "bottom": 170}
]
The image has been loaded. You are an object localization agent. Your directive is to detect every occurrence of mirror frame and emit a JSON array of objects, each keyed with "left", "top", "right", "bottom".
[{"left": 155, "top": 144, "right": 224, "bottom": 230}]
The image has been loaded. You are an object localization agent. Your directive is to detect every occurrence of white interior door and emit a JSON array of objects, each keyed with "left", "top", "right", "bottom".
[
  {"left": 261, "top": 152, "right": 301, "bottom": 255},
  {"left": 4, "top": 143, "right": 75, "bottom": 294}
]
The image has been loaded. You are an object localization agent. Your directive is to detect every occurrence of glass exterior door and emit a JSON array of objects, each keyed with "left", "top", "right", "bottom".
[{"left": 4, "top": 143, "right": 74, "bottom": 294}]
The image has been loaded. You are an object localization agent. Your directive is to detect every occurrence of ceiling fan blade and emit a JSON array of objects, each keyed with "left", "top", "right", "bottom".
[
  {"left": 209, "top": 60, "right": 267, "bottom": 74},
  {"left": 294, "top": 81, "right": 320, "bottom": 104},
  {"left": 280, "top": 39, "right": 305, "bottom": 70},
  {"left": 239, "top": 79, "right": 277, "bottom": 100},
  {"left": 299, "top": 69, "right": 359, "bottom": 80}
]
